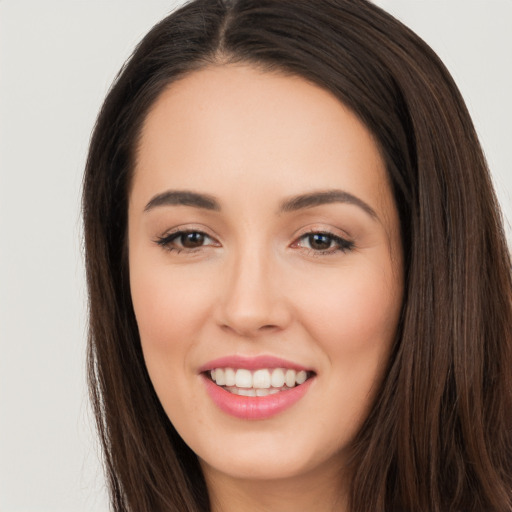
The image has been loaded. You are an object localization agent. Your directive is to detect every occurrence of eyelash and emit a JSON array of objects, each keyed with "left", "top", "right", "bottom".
[
  {"left": 155, "top": 230, "right": 218, "bottom": 254},
  {"left": 155, "top": 230, "right": 354, "bottom": 256},
  {"left": 292, "top": 232, "right": 354, "bottom": 256}
]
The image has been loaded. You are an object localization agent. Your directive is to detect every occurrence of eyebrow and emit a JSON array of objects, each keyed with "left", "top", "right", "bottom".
[
  {"left": 144, "top": 188, "right": 377, "bottom": 220},
  {"left": 279, "top": 190, "right": 378, "bottom": 219},
  {"left": 144, "top": 190, "right": 220, "bottom": 212}
]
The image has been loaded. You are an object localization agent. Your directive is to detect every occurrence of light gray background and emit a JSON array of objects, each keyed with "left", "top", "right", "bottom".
[{"left": 0, "top": 2, "right": 510, "bottom": 511}]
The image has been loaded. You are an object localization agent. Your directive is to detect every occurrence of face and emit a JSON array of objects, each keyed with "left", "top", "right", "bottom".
[{"left": 128, "top": 65, "right": 403, "bottom": 486}]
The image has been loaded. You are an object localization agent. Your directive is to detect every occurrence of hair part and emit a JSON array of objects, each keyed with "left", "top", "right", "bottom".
[{"left": 82, "top": 1, "right": 512, "bottom": 510}]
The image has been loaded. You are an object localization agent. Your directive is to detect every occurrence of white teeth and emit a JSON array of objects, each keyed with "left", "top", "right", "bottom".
[
  {"left": 209, "top": 366, "right": 312, "bottom": 392},
  {"left": 238, "top": 388, "right": 256, "bottom": 397},
  {"left": 296, "top": 370, "right": 307, "bottom": 385},
  {"left": 235, "top": 369, "right": 252, "bottom": 388},
  {"left": 224, "top": 368, "right": 236, "bottom": 386},
  {"left": 225, "top": 387, "right": 258, "bottom": 396},
  {"left": 285, "top": 369, "right": 296, "bottom": 388},
  {"left": 215, "top": 368, "right": 226, "bottom": 386},
  {"left": 271, "top": 368, "right": 285, "bottom": 388},
  {"left": 253, "top": 369, "right": 271, "bottom": 389}
]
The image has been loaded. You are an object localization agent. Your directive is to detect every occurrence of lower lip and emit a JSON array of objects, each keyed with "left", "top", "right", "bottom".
[{"left": 202, "top": 374, "right": 314, "bottom": 420}]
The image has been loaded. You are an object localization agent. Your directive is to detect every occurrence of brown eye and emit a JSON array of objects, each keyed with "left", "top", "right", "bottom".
[
  {"left": 307, "top": 233, "right": 333, "bottom": 250},
  {"left": 156, "top": 230, "right": 218, "bottom": 253},
  {"left": 180, "top": 232, "right": 206, "bottom": 248},
  {"left": 293, "top": 231, "right": 354, "bottom": 255}
]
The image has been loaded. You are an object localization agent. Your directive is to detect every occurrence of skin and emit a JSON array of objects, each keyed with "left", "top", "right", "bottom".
[{"left": 128, "top": 64, "right": 403, "bottom": 512}]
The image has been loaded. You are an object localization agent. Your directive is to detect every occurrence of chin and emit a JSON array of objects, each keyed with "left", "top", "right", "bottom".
[
  {"left": 200, "top": 451, "right": 317, "bottom": 482},
  {"left": 192, "top": 426, "right": 346, "bottom": 483}
]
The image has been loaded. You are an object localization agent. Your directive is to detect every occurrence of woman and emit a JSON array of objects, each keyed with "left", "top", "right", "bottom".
[{"left": 82, "top": 0, "right": 512, "bottom": 510}]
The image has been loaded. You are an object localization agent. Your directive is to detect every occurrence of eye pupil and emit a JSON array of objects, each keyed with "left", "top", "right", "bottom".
[
  {"left": 181, "top": 232, "right": 205, "bottom": 248},
  {"left": 308, "top": 233, "right": 331, "bottom": 250}
]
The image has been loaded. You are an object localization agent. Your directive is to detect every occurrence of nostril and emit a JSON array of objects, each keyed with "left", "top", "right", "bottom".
[
  {"left": 219, "top": 322, "right": 281, "bottom": 337},
  {"left": 260, "top": 324, "right": 279, "bottom": 331}
]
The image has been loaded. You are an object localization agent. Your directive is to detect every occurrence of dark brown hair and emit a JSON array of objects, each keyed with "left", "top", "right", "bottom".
[{"left": 82, "top": 1, "right": 512, "bottom": 510}]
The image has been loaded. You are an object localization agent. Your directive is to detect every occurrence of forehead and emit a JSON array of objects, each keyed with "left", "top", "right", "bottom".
[{"left": 132, "top": 64, "right": 392, "bottom": 219}]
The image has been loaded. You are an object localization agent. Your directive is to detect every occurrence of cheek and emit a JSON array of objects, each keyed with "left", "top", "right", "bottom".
[
  {"left": 129, "top": 262, "right": 215, "bottom": 420},
  {"left": 130, "top": 262, "right": 214, "bottom": 351},
  {"left": 128, "top": 259, "right": 220, "bottom": 423},
  {"left": 292, "top": 259, "right": 402, "bottom": 367},
  {"left": 294, "top": 262, "right": 401, "bottom": 433}
]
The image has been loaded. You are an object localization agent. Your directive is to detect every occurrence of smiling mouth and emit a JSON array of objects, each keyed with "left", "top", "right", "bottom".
[{"left": 206, "top": 367, "right": 315, "bottom": 397}]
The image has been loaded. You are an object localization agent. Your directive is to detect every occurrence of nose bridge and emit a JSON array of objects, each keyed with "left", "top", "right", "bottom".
[{"left": 218, "top": 240, "right": 287, "bottom": 336}]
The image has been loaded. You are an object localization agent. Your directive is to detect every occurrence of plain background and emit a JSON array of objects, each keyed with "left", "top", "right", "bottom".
[{"left": 0, "top": 1, "right": 510, "bottom": 511}]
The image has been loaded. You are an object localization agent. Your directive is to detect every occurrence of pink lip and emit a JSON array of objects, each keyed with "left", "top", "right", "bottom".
[
  {"left": 202, "top": 374, "right": 314, "bottom": 420},
  {"left": 198, "top": 355, "right": 311, "bottom": 372}
]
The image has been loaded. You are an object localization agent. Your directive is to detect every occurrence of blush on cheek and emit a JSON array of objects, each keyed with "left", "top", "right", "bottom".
[
  {"left": 131, "top": 271, "right": 213, "bottom": 350},
  {"left": 302, "top": 280, "right": 398, "bottom": 349}
]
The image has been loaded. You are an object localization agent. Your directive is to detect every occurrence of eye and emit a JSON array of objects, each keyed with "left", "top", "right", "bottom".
[
  {"left": 155, "top": 230, "right": 219, "bottom": 253},
  {"left": 293, "top": 232, "right": 354, "bottom": 255},
  {"left": 177, "top": 231, "right": 208, "bottom": 248}
]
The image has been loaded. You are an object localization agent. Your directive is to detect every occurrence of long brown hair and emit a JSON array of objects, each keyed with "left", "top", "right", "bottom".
[{"left": 82, "top": 1, "right": 512, "bottom": 510}]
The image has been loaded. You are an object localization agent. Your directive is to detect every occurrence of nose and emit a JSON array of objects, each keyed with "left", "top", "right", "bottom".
[{"left": 215, "top": 247, "right": 292, "bottom": 338}]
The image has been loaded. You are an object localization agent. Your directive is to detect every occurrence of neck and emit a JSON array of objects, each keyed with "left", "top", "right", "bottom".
[{"left": 202, "top": 460, "right": 349, "bottom": 512}]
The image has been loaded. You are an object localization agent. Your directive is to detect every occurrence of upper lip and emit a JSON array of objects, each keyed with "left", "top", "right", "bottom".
[{"left": 198, "top": 355, "right": 313, "bottom": 373}]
